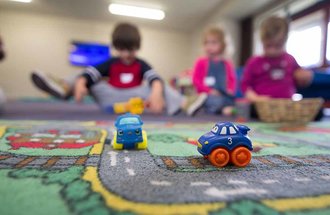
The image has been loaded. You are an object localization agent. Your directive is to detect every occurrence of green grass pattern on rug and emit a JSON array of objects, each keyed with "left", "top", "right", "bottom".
[
  {"left": 0, "top": 169, "right": 70, "bottom": 215},
  {"left": 146, "top": 122, "right": 330, "bottom": 157}
]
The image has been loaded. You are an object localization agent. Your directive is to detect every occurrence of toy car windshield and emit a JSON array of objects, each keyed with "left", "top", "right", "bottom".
[{"left": 118, "top": 117, "right": 141, "bottom": 125}]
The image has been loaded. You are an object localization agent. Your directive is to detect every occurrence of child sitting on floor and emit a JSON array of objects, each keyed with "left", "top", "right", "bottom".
[
  {"left": 188, "top": 27, "right": 236, "bottom": 116},
  {"left": 241, "top": 16, "right": 312, "bottom": 104},
  {"left": 31, "top": 23, "right": 186, "bottom": 115}
]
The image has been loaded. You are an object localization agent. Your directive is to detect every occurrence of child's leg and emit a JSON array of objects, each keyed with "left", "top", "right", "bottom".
[
  {"left": 204, "top": 95, "right": 234, "bottom": 114},
  {"left": 31, "top": 70, "right": 76, "bottom": 99},
  {"left": 186, "top": 93, "right": 208, "bottom": 116},
  {"left": 161, "top": 85, "right": 185, "bottom": 115},
  {"left": 0, "top": 87, "right": 6, "bottom": 114},
  {"left": 90, "top": 83, "right": 184, "bottom": 115},
  {"left": 204, "top": 95, "right": 223, "bottom": 114},
  {"left": 89, "top": 82, "right": 148, "bottom": 110}
]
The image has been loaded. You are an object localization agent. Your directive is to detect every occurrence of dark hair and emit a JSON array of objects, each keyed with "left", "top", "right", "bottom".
[{"left": 112, "top": 23, "right": 141, "bottom": 50}]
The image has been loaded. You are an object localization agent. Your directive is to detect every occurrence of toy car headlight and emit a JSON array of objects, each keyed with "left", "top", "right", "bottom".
[
  {"left": 118, "top": 130, "right": 124, "bottom": 135},
  {"left": 135, "top": 129, "right": 141, "bottom": 135}
]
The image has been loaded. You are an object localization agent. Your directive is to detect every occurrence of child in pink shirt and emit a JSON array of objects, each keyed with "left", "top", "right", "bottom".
[
  {"left": 241, "top": 16, "right": 312, "bottom": 102},
  {"left": 188, "top": 27, "right": 236, "bottom": 116}
]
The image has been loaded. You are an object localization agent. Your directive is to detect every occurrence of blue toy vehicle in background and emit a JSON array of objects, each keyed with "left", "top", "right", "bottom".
[
  {"left": 197, "top": 122, "right": 253, "bottom": 167},
  {"left": 112, "top": 113, "right": 147, "bottom": 150}
]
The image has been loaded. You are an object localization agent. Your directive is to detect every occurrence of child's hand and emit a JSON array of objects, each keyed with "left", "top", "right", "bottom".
[
  {"left": 74, "top": 77, "right": 88, "bottom": 103},
  {"left": 294, "top": 68, "right": 313, "bottom": 87},
  {"left": 147, "top": 92, "right": 165, "bottom": 114},
  {"left": 146, "top": 80, "right": 165, "bottom": 114},
  {"left": 210, "top": 89, "right": 221, "bottom": 96},
  {"left": 255, "top": 95, "right": 270, "bottom": 102},
  {"left": 246, "top": 88, "right": 270, "bottom": 102}
]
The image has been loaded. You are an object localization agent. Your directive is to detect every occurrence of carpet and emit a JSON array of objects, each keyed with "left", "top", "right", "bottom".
[{"left": 0, "top": 120, "right": 330, "bottom": 215}]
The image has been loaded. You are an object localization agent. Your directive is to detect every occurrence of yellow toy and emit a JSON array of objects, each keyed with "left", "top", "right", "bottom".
[{"left": 113, "top": 97, "right": 144, "bottom": 115}]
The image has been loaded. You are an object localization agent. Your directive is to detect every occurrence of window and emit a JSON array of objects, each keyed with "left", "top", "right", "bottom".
[
  {"left": 253, "top": 1, "right": 330, "bottom": 68},
  {"left": 220, "top": 127, "right": 227, "bottom": 135},
  {"left": 119, "top": 117, "right": 140, "bottom": 125},
  {"left": 286, "top": 11, "right": 324, "bottom": 67},
  {"left": 211, "top": 126, "right": 219, "bottom": 133},
  {"left": 229, "top": 126, "right": 237, "bottom": 134}
]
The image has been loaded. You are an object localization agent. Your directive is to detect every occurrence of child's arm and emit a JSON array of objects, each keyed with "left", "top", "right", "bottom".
[
  {"left": 81, "top": 60, "right": 112, "bottom": 88},
  {"left": 74, "top": 76, "right": 88, "bottom": 103},
  {"left": 288, "top": 54, "right": 313, "bottom": 87},
  {"left": 241, "top": 58, "right": 269, "bottom": 102},
  {"left": 192, "top": 58, "right": 212, "bottom": 93},
  {"left": 74, "top": 60, "right": 112, "bottom": 102},
  {"left": 225, "top": 60, "right": 237, "bottom": 95},
  {"left": 294, "top": 68, "right": 313, "bottom": 87},
  {"left": 140, "top": 60, "right": 165, "bottom": 114},
  {"left": 245, "top": 88, "right": 269, "bottom": 102},
  {"left": 147, "top": 80, "right": 165, "bottom": 114}
]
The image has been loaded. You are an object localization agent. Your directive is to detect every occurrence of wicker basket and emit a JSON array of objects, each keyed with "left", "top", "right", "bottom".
[{"left": 255, "top": 98, "right": 324, "bottom": 123}]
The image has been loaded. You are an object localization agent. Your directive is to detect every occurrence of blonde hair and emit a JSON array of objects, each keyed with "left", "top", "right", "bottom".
[
  {"left": 203, "top": 27, "right": 226, "bottom": 53},
  {"left": 260, "top": 16, "right": 289, "bottom": 43}
]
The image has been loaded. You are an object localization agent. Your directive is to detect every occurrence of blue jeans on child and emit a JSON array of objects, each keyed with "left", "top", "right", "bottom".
[{"left": 204, "top": 95, "right": 234, "bottom": 114}]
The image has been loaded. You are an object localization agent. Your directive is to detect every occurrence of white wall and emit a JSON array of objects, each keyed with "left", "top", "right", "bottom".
[{"left": 0, "top": 10, "right": 192, "bottom": 98}]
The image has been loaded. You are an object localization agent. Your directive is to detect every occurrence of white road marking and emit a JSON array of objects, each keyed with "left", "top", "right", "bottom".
[
  {"left": 321, "top": 175, "right": 330, "bottom": 180},
  {"left": 76, "top": 139, "right": 86, "bottom": 143},
  {"left": 123, "top": 150, "right": 128, "bottom": 153},
  {"left": 150, "top": 180, "right": 172, "bottom": 186},
  {"left": 262, "top": 179, "right": 279, "bottom": 184},
  {"left": 53, "top": 139, "right": 64, "bottom": 143},
  {"left": 107, "top": 151, "right": 118, "bottom": 166},
  {"left": 124, "top": 157, "right": 130, "bottom": 163},
  {"left": 294, "top": 177, "right": 311, "bottom": 182},
  {"left": 126, "top": 168, "right": 135, "bottom": 176},
  {"left": 205, "top": 187, "right": 267, "bottom": 198},
  {"left": 190, "top": 182, "right": 211, "bottom": 186},
  {"left": 228, "top": 179, "right": 248, "bottom": 185}
]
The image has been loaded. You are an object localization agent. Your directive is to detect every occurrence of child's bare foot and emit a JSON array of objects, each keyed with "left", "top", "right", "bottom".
[{"left": 31, "top": 70, "right": 71, "bottom": 99}]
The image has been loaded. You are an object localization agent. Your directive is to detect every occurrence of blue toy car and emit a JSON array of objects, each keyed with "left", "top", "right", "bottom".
[
  {"left": 112, "top": 113, "right": 147, "bottom": 150},
  {"left": 197, "top": 122, "right": 253, "bottom": 167}
]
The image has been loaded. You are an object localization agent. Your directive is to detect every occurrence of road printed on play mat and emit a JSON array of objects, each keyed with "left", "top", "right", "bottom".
[
  {"left": 0, "top": 122, "right": 107, "bottom": 170},
  {"left": 1, "top": 121, "right": 330, "bottom": 215},
  {"left": 84, "top": 122, "right": 330, "bottom": 214},
  {"left": 97, "top": 146, "right": 330, "bottom": 203}
]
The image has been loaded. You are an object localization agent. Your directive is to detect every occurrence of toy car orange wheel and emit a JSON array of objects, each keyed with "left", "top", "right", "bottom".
[
  {"left": 208, "top": 148, "right": 230, "bottom": 167},
  {"left": 230, "top": 146, "right": 251, "bottom": 167}
]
